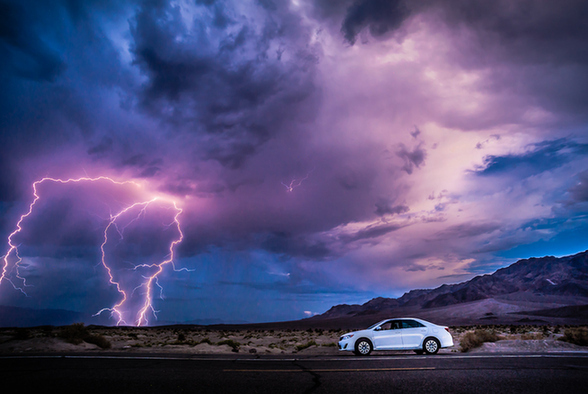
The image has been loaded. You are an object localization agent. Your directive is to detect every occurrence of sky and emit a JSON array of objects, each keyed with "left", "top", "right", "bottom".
[{"left": 1, "top": 0, "right": 587, "bottom": 326}]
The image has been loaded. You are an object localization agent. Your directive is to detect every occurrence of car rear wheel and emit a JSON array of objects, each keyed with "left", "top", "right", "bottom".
[
  {"left": 354, "top": 338, "right": 372, "bottom": 356},
  {"left": 423, "top": 337, "right": 440, "bottom": 355}
]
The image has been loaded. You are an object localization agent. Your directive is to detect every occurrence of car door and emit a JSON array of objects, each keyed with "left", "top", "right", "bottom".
[
  {"left": 400, "top": 320, "right": 428, "bottom": 348},
  {"left": 372, "top": 320, "right": 403, "bottom": 349}
]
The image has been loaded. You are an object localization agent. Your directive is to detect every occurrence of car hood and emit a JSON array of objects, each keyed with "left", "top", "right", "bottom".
[{"left": 342, "top": 329, "right": 371, "bottom": 338}]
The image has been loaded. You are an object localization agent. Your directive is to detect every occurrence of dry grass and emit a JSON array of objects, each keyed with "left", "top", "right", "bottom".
[
  {"left": 559, "top": 327, "right": 588, "bottom": 346},
  {"left": 459, "top": 329, "right": 501, "bottom": 352}
]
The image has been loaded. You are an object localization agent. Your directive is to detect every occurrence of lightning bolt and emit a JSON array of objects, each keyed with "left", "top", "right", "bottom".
[
  {"left": 1, "top": 176, "right": 186, "bottom": 327},
  {"left": 281, "top": 168, "right": 314, "bottom": 192}
]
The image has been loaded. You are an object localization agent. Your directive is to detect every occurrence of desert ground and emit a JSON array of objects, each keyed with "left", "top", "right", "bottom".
[{"left": 1, "top": 324, "right": 587, "bottom": 355}]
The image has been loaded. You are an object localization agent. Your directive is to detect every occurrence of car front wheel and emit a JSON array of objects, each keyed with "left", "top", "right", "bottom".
[
  {"left": 423, "top": 337, "right": 440, "bottom": 355},
  {"left": 354, "top": 338, "right": 373, "bottom": 356}
]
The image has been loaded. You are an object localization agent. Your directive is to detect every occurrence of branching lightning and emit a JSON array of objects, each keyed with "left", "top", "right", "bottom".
[
  {"left": 281, "top": 168, "right": 314, "bottom": 192},
  {"left": 0, "top": 176, "right": 187, "bottom": 326}
]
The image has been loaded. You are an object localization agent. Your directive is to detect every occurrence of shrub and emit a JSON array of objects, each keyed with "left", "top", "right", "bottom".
[
  {"left": 559, "top": 327, "right": 588, "bottom": 347},
  {"left": 58, "top": 323, "right": 111, "bottom": 349},
  {"left": 296, "top": 340, "right": 317, "bottom": 351},
  {"left": 14, "top": 328, "right": 32, "bottom": 340},
  {"left": 84, "top": 333, "right": 112, "bottom": 349},
  {"left": 521, "top": 332, "right": 544, "bottom": 340},
  {"left": 460, "top": 329, "right": 500, "bottom": 352},
  {"left": 196, "top": 337, "right": 212, "bottom": 346},
  {"left": 59, "top": 323, "right": 89, "bottom": 345},
  {"left": 217, "top": 339, "right": 240, "bottom": 352}
]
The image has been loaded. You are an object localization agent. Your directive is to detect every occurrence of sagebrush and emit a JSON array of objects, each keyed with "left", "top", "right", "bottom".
[
  {"left": 58, "top": 323, "right": 111, "bottom": 349},
  {"left": 559, "top": 327, "right": 588, "bottom": 347},
  {"left": 460, "top": 329, "right": 500, "bottom": 352}
]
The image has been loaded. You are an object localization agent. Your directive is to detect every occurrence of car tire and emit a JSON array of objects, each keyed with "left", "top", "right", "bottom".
[
  {"left": 423, "top": 337, "right": 440, "bottom": 355},
  {"left": 354, "top": 338, "right": 373, "bottom": 356}
]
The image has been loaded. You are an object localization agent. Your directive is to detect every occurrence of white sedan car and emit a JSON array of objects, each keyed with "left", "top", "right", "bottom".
[{"left": 338, "top": 318, "right": 453, "bottom": 356}]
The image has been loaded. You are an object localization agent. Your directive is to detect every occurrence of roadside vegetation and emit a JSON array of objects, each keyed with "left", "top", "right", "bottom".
[
  {"left": 2, "top": 324, "right": 587, "bottom": 354},
  {"left": 58, "top": 323, "right": 112, "bottom": 349},
  {"left": 458, "top": 329, "right": 501, "bottom": 352},
  {"left": 559, "top": 327, "right": 588, "bottom": 346}
]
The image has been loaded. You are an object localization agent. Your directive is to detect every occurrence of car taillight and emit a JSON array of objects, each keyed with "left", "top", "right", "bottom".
[{"left": 444, "top": 327, "right": 450, "bottom": 333}]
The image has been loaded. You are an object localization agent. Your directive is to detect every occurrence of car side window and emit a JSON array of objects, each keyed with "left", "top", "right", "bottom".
[
  {"left": 401, "top": 320, "right": 425, "bottom": 328},
  {"left": 380, "top": 322, "right": 392, "bottom": 330},
  {"left": 391, "top": 321, "right": 400, "bottom": 330}
]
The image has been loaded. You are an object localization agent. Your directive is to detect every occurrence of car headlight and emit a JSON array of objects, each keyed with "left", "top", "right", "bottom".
[{"left": 340, "top": 334, "right": 354, "bottom": 341}]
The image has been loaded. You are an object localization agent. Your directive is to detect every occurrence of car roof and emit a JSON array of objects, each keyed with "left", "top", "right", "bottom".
[{"left": 374, "top": 317, "right": 431, "bottom": 325}]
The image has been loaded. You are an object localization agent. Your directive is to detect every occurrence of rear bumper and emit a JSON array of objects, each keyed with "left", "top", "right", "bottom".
[{"left": 439, "top": 332, "right": 454, "bottom": 348}]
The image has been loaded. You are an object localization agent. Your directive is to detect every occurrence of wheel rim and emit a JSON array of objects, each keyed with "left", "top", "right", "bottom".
[
  {"left": 358, "top": 341, "right": 371, "bottom": 354},
  {"left": 425, "top": 339, "right": 438, "bottom": 353}
]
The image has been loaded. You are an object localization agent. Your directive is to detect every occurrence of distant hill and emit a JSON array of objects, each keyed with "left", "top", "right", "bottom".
[
  {"left": 2, "top": 251, "right": 587, "bottom": 329},
  {"left": 0, "top": 305, "right": 90, "bottom": 327},
  {"left": 310, "top": 250, "right": 588, "bottom": 327}
]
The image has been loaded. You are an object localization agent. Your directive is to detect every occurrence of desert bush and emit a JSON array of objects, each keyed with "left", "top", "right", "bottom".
[
  {"left": 59, "top": 323, "right": 89, "bottom": 345},
  {"left": 296, "top": 340, "right": 317, "bottom": 351},
  {"left": 554, "top": 325, "right": 561, "bottom": 334},
  {"left": 217, "top": 339, "right": 240, "bottom": 352},
  {"left": 14, "top": 328, "right": 32, "bottom": 340},
  {"left": 521, "top": 332, "right": 544, "bottom": 340},
  {"left": 460, "top": 329, "right": 500, "bottom": 352},
  {"left": 84, "top": 333, "right": 112, "bottom": 349},
  {"left": 200, "top": 337, "right": 213, "bottom": 345},
  {"left": 58, "top": 323, "right": 111, "bottom": 349},
  {"left": 559, "top": 327, "right": 588, "bottom": 347}
]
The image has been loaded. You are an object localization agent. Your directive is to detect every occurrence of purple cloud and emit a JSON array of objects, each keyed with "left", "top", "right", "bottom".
[{"left": 1, "top": 0, "right": 587, "bottom": 324}]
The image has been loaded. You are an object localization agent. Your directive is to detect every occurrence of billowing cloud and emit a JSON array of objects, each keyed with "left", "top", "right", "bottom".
[{"left": 0, "top": 0, "right": 587, "bottom": 324}]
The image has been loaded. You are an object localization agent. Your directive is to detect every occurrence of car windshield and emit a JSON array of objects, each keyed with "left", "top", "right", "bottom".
[{"left": 367, "top": 321, "right": 386, "bottom": 330}]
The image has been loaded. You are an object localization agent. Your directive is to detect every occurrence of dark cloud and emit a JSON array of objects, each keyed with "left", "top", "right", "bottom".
[
  {"left": 1, "top": 0, "right": 587, "bottom": 324},
  {"left": 433, "top": 222, "right": 502, "bottom": 241},
  {"left": 568, "top": 171, "right": 588, "bottom": 204},
  {"left": 374, "top": 199, "right": 409, "bottom": 216},
  {"left": 427, "top": 0, "right": 588, "bottom": 124},
  {"left": 261, "top": 232, "right": 332, "bottom": 260},
  {"left": 475, "top": 139, "right": 588, "bottom": 178},
  {"left": 405, "top": 262, "right": 444, "bottom": 272},
  {"left": 130, "top": 0, "right": 320, "bottom": 168},
  {"left": 0, "top": 1, "right": 66, "bottom": 82},
  {"left": 87, "top": 136, "right": 114, "bottom": 156},
  {"left": 341, "top": 0, "right": 410, "bottom": 44},
  {"left": 428, "top": 0, "right": 588, "bottom": 66},
  {"left": 396, "top": 142, "right": 426, "bottom": 174},
  {"left": 342, "top": 222, "right": 404, "bottom": 243},
  {"left": 321, "top": 0, "right": 588, "bottom": 124},
  {"left": 0, "top": 0, "right": 133, "bottom": 190}
]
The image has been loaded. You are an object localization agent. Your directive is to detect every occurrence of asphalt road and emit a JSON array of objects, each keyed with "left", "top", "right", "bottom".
[{"left": 1, "top": 352, "right": 587, "bottom": 394}]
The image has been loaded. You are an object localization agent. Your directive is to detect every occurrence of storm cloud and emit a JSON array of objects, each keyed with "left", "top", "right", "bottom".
[{"left": 0, "top": 0, "right": 587, "bottom": 324}]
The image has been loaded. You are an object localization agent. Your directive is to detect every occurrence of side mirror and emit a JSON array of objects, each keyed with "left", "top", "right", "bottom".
[{"left": 374, "top": 326, "right": 381, "bottom": 331}]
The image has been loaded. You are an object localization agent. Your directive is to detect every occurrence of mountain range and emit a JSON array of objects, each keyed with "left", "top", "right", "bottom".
[
  {"left": 307, "top": 250, "right": 588, "bottom": 328},
  {"left": 1, "top": 250, "right": 587, "bottom": 328}
]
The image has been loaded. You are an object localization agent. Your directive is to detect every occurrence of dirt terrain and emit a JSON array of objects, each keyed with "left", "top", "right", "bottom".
[{"left": 0, "top": 325, "right": 586, "bottom": 355}]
